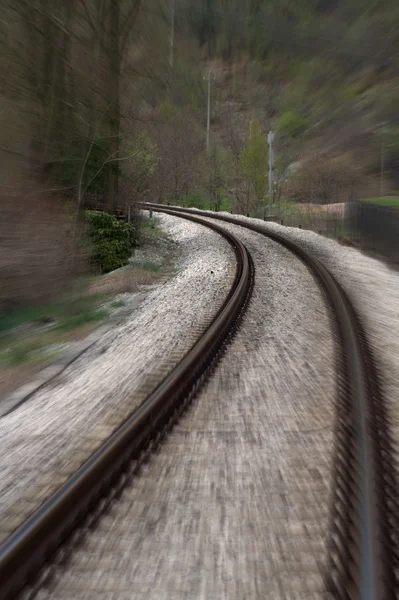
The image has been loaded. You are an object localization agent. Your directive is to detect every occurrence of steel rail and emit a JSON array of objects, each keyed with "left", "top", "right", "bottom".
[
  {"left": 0, "top": 213, "right": 254, "bottom": 600},
  {"left": 143, "top": 203, "right": 398, "bottom": 599}
]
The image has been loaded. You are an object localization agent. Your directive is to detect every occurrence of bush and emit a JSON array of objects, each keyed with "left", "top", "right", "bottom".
[
  {"left": 86, "top": 211, "right": 135, "bottom": 273},
  {"left": 277, "top": 111, "right": 308, "bottom": 137}
]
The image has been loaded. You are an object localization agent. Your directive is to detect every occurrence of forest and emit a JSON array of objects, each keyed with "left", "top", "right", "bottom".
[{"left": 1, "top": 0, "right": 399, "bottom": 309}]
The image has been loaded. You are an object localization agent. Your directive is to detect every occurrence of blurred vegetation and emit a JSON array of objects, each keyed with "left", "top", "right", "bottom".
[
  {"left": 0, "top": 294, "right": 110, "bottom": 367},
  {"left": 2, "top": 0, "right": 399, "bottom": 318},
  {"left": 364, "top": 197, "right": 399, "bottom": 208},
  {"left": 0, "top": 296, "right": 106, "bottom": 335},
  {"left": 174, "top": 0, "right": 399, "bottom": 205},
  {"left": 239, "top": 120, "right": 269, "bottom": 209},
  {"left": 86, "top": 211, "right": 137, "bottom": 274},
  {"left": 277, "top": 112, "right": 309, "bottom": 139},
  {"left": 181, "top": 192, "right": 233, "bottom": 212}
]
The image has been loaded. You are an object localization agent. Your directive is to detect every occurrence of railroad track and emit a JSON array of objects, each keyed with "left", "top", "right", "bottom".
[
  {"left": 142, "top": 205, "right": 399, "bottom": 599},
  {"left": 0, "top": 213, "right": 254, "bottom": 600},
  {"left": 0, "top": 205, "right": 397, "bottom": 599}
]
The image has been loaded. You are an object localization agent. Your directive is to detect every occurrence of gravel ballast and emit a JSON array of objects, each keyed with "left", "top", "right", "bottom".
[
  {"left": 0, "top": 214, "right": 235, "bottom": 544},
  {"left": 37, "top": 224, "right": 336, "bottom": 599},
  {"left": 199, "top": 210, "right": 399, "bottom": 449},
  {"left": 3, "top": 208, "right": 396, "bottom": 599}
]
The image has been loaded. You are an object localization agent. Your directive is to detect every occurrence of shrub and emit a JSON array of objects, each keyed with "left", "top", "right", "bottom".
[
  {"left": 86, "top": 211, "right": 135, "bottom": 273},
  {"left": 277, "top": 111, "right": 308, "bottom": 137}
]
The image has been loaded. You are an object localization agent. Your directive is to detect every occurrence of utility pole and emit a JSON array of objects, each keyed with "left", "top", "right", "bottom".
[
  {"left": 170, "top": 0, "right": 175, "bottom": 70},
  {"left": 206, "top": 69, "right": 211, "bottom": 150},
  {"left": 268, "top": 130, "right": 274, "bottom": 209}
]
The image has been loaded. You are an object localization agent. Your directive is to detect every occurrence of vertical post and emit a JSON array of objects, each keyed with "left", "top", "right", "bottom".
[
  {"left": 170, "top": 0, "right": 175, "bottom": 70},
  {"left": 268, "top": 130, "right": 274, "bottom": 212},
  {"left": 207, "top": 70, "right": 211, "bottom": 151}
]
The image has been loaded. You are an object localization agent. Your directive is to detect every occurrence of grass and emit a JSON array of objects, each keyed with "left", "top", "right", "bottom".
[
  {"left": 0, "top": 296, "right": 111, "bottom": 367},
  {"left": 0, "top": 296, "right": 106, "bottom": 335},
  {"left": 133, "top": 261, "right": 161, "bottom": 273},
  {"left": 0, "top": 212, "right": 174, "bottom": 374},
  {"left": 53, "top": 308, "right": 109, "bottom": 332},
  {"left": 0, "top": 341, "right": 66, "bottom": 367},
  {"left": 109, "top": 298, "right": 126, "bottom": 309},
  {"left": 0, "top": 212, "right": 172, "bottom": 372},
  {"left": 140, "top": 216, "right": 166, "bottom": 238},
  {"left": 363, "top": 196, "right": 399, "bottom": 208},
  {"left": 177, "top": 194, "right": 234, "bottom": 212}
]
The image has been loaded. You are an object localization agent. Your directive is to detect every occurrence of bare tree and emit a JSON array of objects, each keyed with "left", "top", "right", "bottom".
[
  {"left": 287, "top": 153, "right": 361, "bottom": 205},
  {"left": 149, "top": 106, "right": 203, "bottom": 204}
]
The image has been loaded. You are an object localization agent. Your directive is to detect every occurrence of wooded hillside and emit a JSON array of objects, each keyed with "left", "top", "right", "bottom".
[{"left": 1, "top": 0, "right": 399, "bottom": 307}]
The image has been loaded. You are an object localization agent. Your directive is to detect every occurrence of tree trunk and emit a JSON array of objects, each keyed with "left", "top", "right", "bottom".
[
  {"left": 107, "top": 0, "right": 121, "bottom": 213},
  {"left": 35, "top": 0, "right": 55, "bottom": 166},
  {"left": 57, "top": 0, "right": 74, "bottom": 154}
]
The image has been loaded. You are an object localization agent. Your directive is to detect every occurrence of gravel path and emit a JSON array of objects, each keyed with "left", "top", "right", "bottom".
[
  {"left": 0, "top": 214, "right": 235, "bottom": 544},
  {"left": 37, "top": 224, "right": 336, "bottom": 599}
]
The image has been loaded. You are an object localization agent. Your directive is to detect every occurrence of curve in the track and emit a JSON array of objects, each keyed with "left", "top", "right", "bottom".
[
  {"left": 143, "top": 204, "right": 398, "bottom": 600},
  {"left": 0, "top": 213, "right": 254, "bottom": 600}
]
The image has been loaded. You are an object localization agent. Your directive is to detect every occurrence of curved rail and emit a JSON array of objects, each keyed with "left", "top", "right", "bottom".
[
  {"left": 143, "top": 204, "right": 398, "bottom": 599},
  {"left": 0, "top": 213, "right": 254, "bottom": 600}
]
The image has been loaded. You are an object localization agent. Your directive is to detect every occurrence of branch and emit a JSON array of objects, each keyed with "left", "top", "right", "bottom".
[
  {"left": 77, "top": 101, "right": 112, "bottom": 210},
  {"left": 81, "top": 149, "right": 142, "bottom": 202}
]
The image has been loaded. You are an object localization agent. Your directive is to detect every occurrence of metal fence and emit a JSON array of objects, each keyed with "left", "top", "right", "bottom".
[{"left": 346, "top": 201, "right": 399, "bottom": 263}]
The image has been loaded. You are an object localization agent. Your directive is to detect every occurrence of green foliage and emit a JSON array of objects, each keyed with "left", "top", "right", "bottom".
[
  {"left": 134, "top": 261, "right": 161, "bottom": 272},
  {"left": 240, "top": 120, "right": 269, "bottom": 202},
  {"left": 90, "top": 240, "right": 131, "bottom": 274},
  {"left": 182, "top": 192, "right": 208, "bottom": 209},
  {"left": 54, "top": 308, "right": 108, "bottom": 331},
  {"left": 140, "top": 216, "right": 167, "bottom": 239},
  {"left": 110, "top": 298, "right": 126, "bottom": 309},
  {"left": 179, "top": 193, "right": 232, "bottom": 211},
  {"left": 364, "top": 197, "right": 399, "bottom": 209},
  {"left": 0, "top": 294, "right": 110, "bottom": 366},
  {"left": 47, "top": 130, "right": 157, "bottom": 205},
  {"left": 0, "top": 295, "right": 104, "bottom": 333},
  {"left": 277, "top": 111, "right": 309, "bottom": 137},
  {"left": 219, "top": 197, "right": 233, "bottom": 211},
  {"left": 0, "top": 339, "right": 60, "bottom": 367},
  {"left": 159, "top": 100, "right": 174, "bottom": 121},
  {"left": 86, "top": 211, "right": 136, "bottom": 274},
  {"left": 125, "top": 133, "right": 158, "bottom": 184}
]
